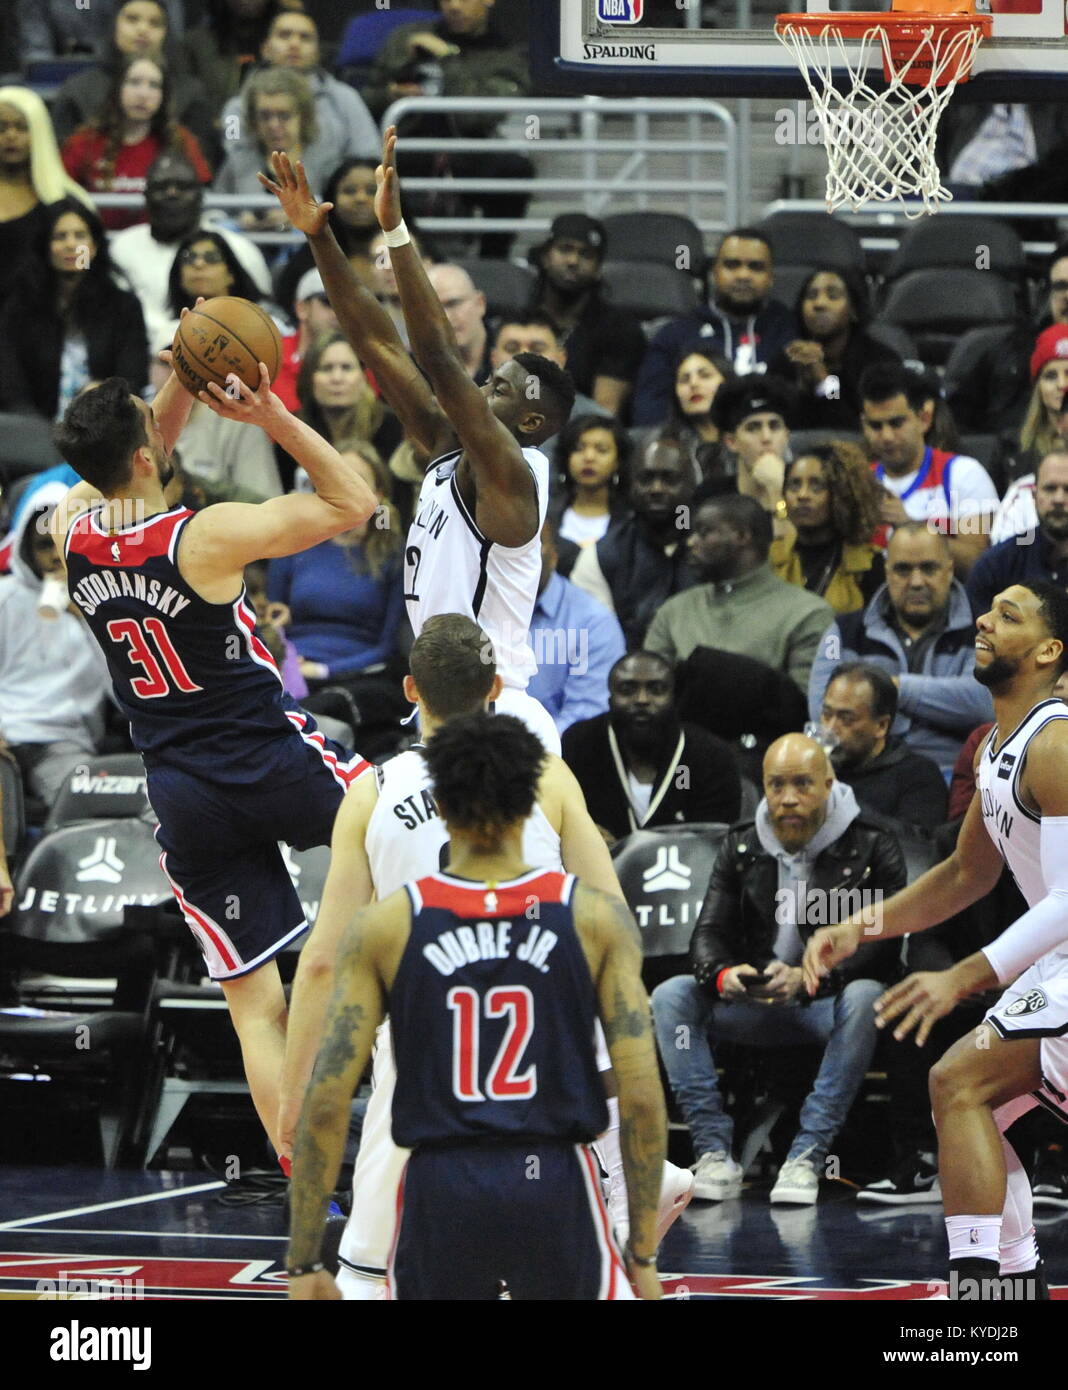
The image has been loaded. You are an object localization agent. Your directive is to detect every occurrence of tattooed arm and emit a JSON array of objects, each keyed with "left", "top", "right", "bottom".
[
  {"left": 287, "top": 895, "right": 402, "bottom": 1300},
  {"left": 575, "top": 882, "right": 667, "bottom": 1300}
]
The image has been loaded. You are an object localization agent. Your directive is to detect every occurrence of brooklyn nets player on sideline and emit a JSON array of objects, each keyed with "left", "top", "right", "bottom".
[
  {"left": 50, "top": 357, "right": 378, "bottom": 1164},
  {"left": 287, "top": 711, "right": 666, "bottom": 1300},
  {"left": 280, "top": 615, "right": 692, "bottom": 1299},
  {"left": 804, "top": 579, "right": 1068, "bottom": 1300},
  {"left": 259, "top": 136, "right": 571, "bottom": 753}
]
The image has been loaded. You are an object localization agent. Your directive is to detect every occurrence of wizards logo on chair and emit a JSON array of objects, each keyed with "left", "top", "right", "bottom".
[{"left": 597, "top": 0, "right": 644, "bottom": 21}]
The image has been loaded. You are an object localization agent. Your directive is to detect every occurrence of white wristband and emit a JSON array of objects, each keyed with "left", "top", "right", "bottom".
[{"left": 383, "top": 220, "right": 411, "bottom": 249}]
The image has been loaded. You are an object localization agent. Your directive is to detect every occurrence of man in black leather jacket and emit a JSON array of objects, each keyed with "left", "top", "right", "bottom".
[{"left": 651, "top": 733, "right": 905, "bottom": 1206}]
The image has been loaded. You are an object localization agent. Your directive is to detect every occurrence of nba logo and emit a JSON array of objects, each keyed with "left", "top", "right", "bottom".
[{"left": 597, "top": 0, "right": 644, "bottom": 21}]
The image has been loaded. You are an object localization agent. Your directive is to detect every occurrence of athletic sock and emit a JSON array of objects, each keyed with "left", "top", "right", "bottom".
[
  {"left": 946, "top": 1213, "right": 1002, "bottom": 1263},
  {"left": 999, "top": 1228, "right": 1040, "bottom": 1275}
]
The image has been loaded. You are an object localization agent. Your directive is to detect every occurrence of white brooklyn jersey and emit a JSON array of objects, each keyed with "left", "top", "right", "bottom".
[
  {"left": 404, "top": 446, "right": 549, "bottom": 690},
  {"left": 366, "top": 745, "right": 562, "bottom": 897},
  {"left": 977, "top": 698, "right": 1068, "bottom": 908}
]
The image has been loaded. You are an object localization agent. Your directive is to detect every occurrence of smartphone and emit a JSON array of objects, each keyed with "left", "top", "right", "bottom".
[{"left": 743, "top": 972, "right": 771, "bottom": 989}]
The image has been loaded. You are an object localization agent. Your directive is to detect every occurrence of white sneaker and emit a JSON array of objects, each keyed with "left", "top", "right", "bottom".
[
  {"left": 657, "top": 1161, "right": 696, "bottom": 1244},
  {"left": 692, "top": 1150, "right": 744, "bottom": 1202},
  {"left": 607, "top": 1161, "right": 697, "bottom": 1248},
  {"left": 770, "top": 1151, "right": 820, "bottom": 1206}
]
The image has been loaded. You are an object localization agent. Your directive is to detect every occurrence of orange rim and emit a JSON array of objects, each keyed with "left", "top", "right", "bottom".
[{"left": 775, "top": 11, "right": 992, "bottom": 38}]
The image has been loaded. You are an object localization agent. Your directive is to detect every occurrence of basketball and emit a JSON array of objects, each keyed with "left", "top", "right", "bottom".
[{"left": 171, "top": 296, "right": 282, "bottom": 398}]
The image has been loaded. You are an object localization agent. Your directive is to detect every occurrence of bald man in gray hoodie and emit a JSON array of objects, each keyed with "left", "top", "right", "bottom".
[{"left": 651, "top": 734, "right": 906, "bottom": 1206}]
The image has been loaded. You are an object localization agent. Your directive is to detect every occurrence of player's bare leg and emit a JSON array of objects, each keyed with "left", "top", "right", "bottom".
[
  {"left": 928, "top": 1028, "right": 1044, "bottom": 1299},
  {"left": 221, "top": 962, "right": 289, "bottom": 1157}
]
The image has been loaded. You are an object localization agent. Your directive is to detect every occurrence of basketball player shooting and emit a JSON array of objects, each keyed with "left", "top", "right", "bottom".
[
  {"left": 50, "top": 344, "right": 379, "bottom": 1166},
  {"left": 286, "top": 711, "right": 666, "bottom": 1301},
  {"left": 803, "top": 580, "right": 1068, "bottom": 1300},
  {"left": 259, "top": 133, "right": 573, "bottom": 753}
]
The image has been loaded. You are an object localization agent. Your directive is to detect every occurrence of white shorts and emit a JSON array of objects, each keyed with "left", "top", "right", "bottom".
[
  {"left": 335, "top": 1019, "right": 612, "bottom": 1293},
  {"left": 985, "top": 949, "right": 1068, "bottom": 1122}
]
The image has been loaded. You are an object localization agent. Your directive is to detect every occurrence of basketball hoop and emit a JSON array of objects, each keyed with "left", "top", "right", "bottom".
[{"left": 775, "top": 2, "right": 992, "bottom": 216}]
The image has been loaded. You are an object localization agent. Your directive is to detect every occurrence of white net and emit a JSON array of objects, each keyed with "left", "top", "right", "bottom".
[{"left": 776, "top": 19, "right": 987, "bottom": 216}]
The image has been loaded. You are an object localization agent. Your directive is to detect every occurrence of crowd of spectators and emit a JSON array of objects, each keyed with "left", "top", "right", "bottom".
[{"left": 2, "top": 0, "right": 1068, "bottom": 1203}]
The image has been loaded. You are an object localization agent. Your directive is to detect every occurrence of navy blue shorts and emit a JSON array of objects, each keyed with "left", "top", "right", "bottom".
[
  {"left": 148, "top": 722, "right": 369, "bottom": 980},
  {"left": 388, "top": 1141, "right": 631, "bottom": 1301}
]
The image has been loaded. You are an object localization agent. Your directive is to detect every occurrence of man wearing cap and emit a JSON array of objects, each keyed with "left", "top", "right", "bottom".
[
  {"left": 632, "top": 227, "right": 797, "bottom": 427},
  {"left": 711, "top": 374, "right": 796, "bottom": 526},
  {"left": 110, "top": 153, "right": 271, "bottom": 354},
  {"left": 527, "top": 214, "right": 648, "bottom": 417},
  {"left": 272, "top": 269, "right": 341, "bottom": 414}
]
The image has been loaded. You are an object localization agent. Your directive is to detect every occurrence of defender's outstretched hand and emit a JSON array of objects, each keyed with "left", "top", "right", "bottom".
[
  {"left": 375, "top": 126, "right": 404, "bottom": 233},
  {"left": 801, "top": 921, "right": 863, "bottom": 996},
  {"left": 874, "top": 970, "right": 964, "bottom": 1047},
  {"left": 258, "top": 152, "right": 333, "bottom": 238}
]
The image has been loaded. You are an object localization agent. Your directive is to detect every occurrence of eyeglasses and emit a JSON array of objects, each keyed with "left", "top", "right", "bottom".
[{"left": 179, "top": 248, "right": 224, "bottom": 266}]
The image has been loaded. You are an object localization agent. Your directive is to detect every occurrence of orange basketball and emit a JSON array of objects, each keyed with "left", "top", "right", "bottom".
[{"left": 171, "top": 296, "right": 282, "bottom": 398}]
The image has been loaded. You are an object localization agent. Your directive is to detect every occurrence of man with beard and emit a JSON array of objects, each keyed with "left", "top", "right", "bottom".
[
  {"left": 569, "top": 437, "right": 696, "bottom": 649},
  {"left": 48, "top": 355, "right": 379, "bottom": 1169},
  {"left": 809, "top": 523, "right": 993, "bottom": 777},
  {"left": 805, "top": 580, "right": 1068, "bottom": 1300},
  {"left": 526, "top": 215, "right": 648, "bottom": 417},
  {"left": 632, "top": 228, "right": 796, "bottom": 427},
  {"left": 652, "top": 733, "right": 904, "bottom": 1204},
  {"left": 819, "top": 662, "right": 948, "bottom": 833},
  {"left": 109, "top": 153, "right": 271, "bottom": 352},
  {"left": 644, "top": 492, "right": 832, "bottom": 692},
  {"left": 561, "top": 652, "right": 741, "bottom": 844},
  {"left": 968, "top": 448, "right": 1068, "bottom": 619}
]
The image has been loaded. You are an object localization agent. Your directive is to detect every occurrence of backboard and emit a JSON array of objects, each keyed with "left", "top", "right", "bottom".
[{"left": 530, "top": 0, "right": 1068, "bottom": 99}]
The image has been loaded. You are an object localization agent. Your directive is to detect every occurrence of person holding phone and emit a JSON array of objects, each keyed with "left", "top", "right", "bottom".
[{"left": 650, "top": 732, "right": 906, "bottom": 1207}]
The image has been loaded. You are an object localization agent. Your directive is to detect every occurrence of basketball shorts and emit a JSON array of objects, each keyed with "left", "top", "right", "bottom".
[
  {"left": 986, "top": 948, "right": 1068, "bottom": 1123},
  {"left": 387, "top": 1139, "right": 634, "bottom": 1301},
  {"left": 336, "top": 1021, "right": 614, "bottom": 1291},
  {"left": 147, "top": 727, "right": 369, "bottom": 980}
]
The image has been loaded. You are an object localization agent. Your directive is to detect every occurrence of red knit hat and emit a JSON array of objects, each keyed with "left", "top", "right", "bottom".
[{"left": 1031, "top": 324, "right": 1068, "bottom": 381}]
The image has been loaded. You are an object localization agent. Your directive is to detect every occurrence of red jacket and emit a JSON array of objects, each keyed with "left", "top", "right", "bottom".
[{"left": 61, "top": 127, "right": 212, "bottom": 230}]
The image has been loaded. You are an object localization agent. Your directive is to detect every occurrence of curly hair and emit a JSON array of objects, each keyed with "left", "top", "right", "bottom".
[
  {"left": 784, "top": 439, "right": 883, "bottom": 546},
  {"left": 423, "top": 711, "right": 546, "bottom": 847}
]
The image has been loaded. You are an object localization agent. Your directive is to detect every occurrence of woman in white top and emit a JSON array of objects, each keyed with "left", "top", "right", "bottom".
[{"left": 552, "top": 413, "right": 631, "bottom": 548}]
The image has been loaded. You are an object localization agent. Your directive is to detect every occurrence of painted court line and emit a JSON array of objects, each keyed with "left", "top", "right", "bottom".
[
  {"left": 0, "top": 1181, "right": 226, "bottom": 1231},
  {"left": 8, "top": 1227, "right": 286, "bottom": 1241}
]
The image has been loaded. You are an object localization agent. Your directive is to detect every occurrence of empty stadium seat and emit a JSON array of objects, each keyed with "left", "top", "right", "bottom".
[
  {"left": 758, "top": 212, "right": 866, "bottom": 273},
  {"left": 0, "top": 831, "right": 163, "bottom": 1166},
  {"left": 768, "top": 263, "right": 813, "bottom": 312},
  {"left": 601, "top": 212, "right": 705, "bottom": 276},
  {"left": 864, "top": 320, "right": 918, "bottom": 362},
  {"left": 884, "top": 215, "right": 1026, "bottom": 285},
  {"left": 875, "top": 269, "right": 1018, "bottom": 367},
  {"left": 611, "top": 822, "right": 726, "bottom": 959},
  {"left": 600, "top": 260, "right": 698, "bottom": 322},
  {"left": 451, "top": 258, "right": 535, "bottom": 320},
  {"left": 45, "top": 753, "right": 152, "bottom": 832}
]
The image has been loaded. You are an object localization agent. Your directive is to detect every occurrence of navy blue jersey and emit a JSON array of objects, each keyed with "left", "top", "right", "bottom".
[
  {"left": 390, "top": 869, "right": 608, "bottom": 1149},
  {"left": 65, "top": 504, "right": 311, "bottom": 784}
]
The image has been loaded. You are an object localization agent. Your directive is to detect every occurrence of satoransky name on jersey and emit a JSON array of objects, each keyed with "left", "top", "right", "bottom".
[{"left": 71, "top": 570, "right": 192, "bottom": 620}]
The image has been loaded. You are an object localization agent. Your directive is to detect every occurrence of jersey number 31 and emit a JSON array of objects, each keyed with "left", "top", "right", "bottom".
[{"left": 447, "top": 985, "right": 537, "bottom": 1102}]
